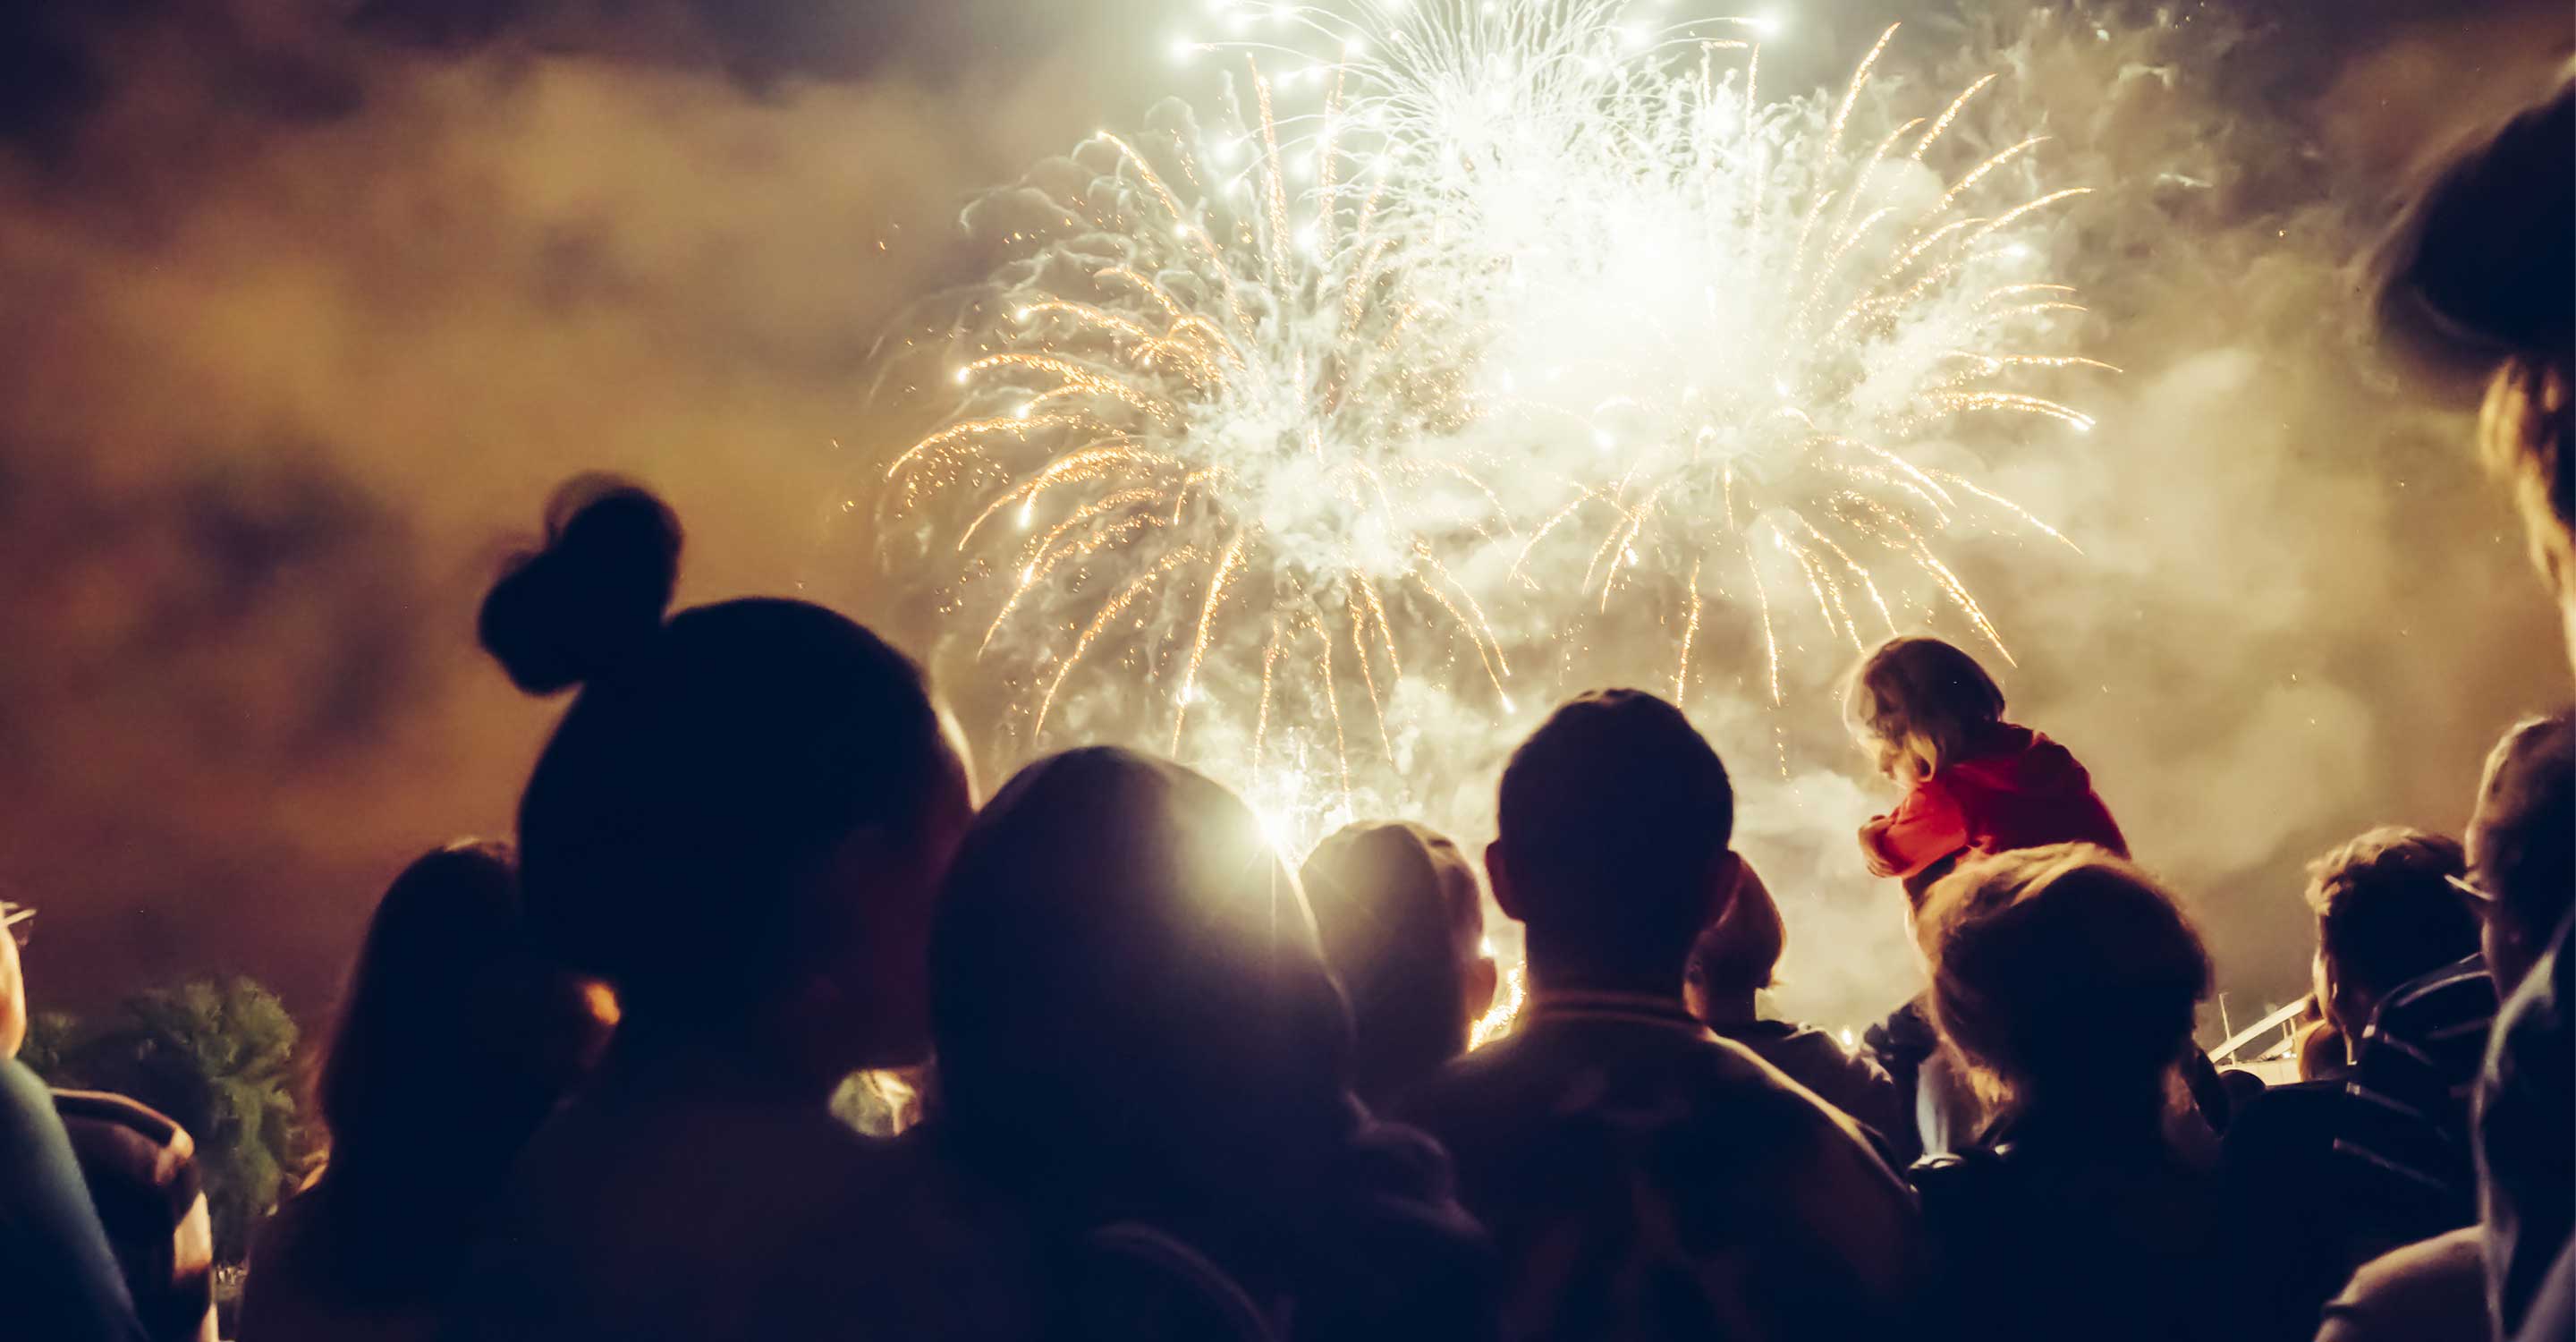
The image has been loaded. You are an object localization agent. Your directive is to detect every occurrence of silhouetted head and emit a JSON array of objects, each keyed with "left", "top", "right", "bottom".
[
  {"left": 481, "top": 476, "right": 970, "bottom": 1086},
  {"left": 2216, "top": 1067, "right": 2267, "bottom": 1116},
  {"left": 2466, "top": 711, "right": 2576, "bottom": 993},
  {"left": 1490, "top": 690, "right": 1739, "bottom": 996},
  {"left": 2377, "top": 79, "right": 2576, "bottom": 667},
  {"left": 2294, "top": 1019, "right": 2351, "bottom": 1084},
  {"left": 931, "top": 747, "right": 1356, "bottom": 1209},
  {"left": 2301, "top": 827, "right": 2474, "bottom": 1048},
  {"left": 1301, "top": 820, "right": 1496, "bottom": 1104},
  {"left": 318, "top": 841, "right": 613, "bottom": 1184},
  {"left": 1684, "top": 862, "right": 1785, "bottom": 1026},
  {"left": 1844, "top": 635, "right": 2007, "bottom": 783},
  {"left": 1920, "top": 844, "right": 2209, "bottom": 1123}
]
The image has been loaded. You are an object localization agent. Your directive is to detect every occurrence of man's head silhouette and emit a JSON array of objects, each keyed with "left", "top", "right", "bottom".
[{"left": 1489, "top": 690, "right": 1740, "bottom": 996}]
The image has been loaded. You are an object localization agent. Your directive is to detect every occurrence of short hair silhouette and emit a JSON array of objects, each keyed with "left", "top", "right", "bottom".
[
  {"left": 1919, "top": 845, "right": 2209, "bottom": 1115},
  {"left": 1687, "top": 862, "right": 1786, "bottom": 1002},
  {"left": 479, "top": 476, "right": 949, "bottom": 1023},
  {"left": 2302, "top": 827, "right": 2474, "bottom": 1012},
  {"left": 1496, "top": 690, "right": 1733, "bottom": 985},
  {"left": 931, "top": 746, "right": 1353, "bottom": 1200},
  {"left": 1302, "top": 820, "right": 1484, "bottom": 1103},
  {"left": 932, "top": 746, "right": 1493, "bottom": 1338}
]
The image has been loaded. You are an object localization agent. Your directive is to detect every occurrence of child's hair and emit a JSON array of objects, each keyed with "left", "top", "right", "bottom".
[{"left": 1843, "top": 635, "right": 2006, "bottom": 780}]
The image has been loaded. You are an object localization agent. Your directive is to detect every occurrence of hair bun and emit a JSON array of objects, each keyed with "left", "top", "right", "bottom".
[{"left": 479, "top": 475, "right": 683, "bottom": 694}]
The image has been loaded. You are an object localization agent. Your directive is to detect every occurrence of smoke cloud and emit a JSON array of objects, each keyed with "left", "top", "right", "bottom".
[
  {"left": 0, "top": 0, "right": 1165, "bottom": 1013},
  {"left": 0, "top": 0, "right": 2566, "bottom": 1040}
]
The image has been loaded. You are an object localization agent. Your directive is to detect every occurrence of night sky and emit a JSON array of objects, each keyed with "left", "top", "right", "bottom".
[{"left": 0, "top": 0, "right": 2566, "bottom": 1028}]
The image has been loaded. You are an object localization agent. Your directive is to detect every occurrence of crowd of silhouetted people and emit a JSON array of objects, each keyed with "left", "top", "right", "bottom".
[{"left": 4, "top": 73, "right": 2571, "bottom": 1342}]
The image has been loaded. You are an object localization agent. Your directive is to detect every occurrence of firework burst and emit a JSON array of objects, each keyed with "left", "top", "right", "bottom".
[
  {"left": 882, "top": 80, "right": 1514, "bottom": 830},
  {"left": 884, "top": 1, "right": 2105, "bottom": 836},
  {"left": 1335, "top": 7, "right": 2106, "bottom": 706}
]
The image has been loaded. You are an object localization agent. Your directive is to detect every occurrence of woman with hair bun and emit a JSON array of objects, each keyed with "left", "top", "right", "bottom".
[{"left": 439, "top": 477, "right": 983, "bottom": 1342}]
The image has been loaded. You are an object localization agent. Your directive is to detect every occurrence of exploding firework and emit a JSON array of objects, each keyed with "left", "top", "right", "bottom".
[
  {"left": 883, "top": 1, "right": 2104, "bottom": 838},
  {"left": 880, "top": 77, "right": 1515, "bottom": 839},
  {"left": 1301, "top": 5, "right": 2105, "bottom": 706}
]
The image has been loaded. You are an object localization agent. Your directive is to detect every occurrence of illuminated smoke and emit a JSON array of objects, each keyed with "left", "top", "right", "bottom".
[{"left": 888, "top": 2, "right": 2099, "bottom": 854}]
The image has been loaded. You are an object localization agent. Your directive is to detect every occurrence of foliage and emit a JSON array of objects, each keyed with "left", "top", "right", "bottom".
[
  {"left": 40, "top": 977, "right": 311, "bottom": 1263},
  {"left": 19, "top": 1007, "right": 83, "bottom": 1078}
]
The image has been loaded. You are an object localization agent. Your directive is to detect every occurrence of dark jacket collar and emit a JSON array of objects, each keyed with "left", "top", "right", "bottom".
[{"left": 1525, "top": 989, "right": 1710, "bottom": 1035}]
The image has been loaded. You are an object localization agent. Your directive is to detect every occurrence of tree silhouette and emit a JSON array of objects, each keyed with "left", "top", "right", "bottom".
[
  {"left": 18, "top": 1007, "right": 82, "bottom": 1077},
  {"left": 51, "top": 978, "right": 309, "bottom": 1262}
]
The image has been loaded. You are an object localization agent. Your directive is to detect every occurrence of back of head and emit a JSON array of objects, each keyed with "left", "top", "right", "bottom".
[
  {"left": 480, "top": 477, "right": 952, "bottom": 1037},
  {"left": 2377, "top": 81, "right": 2575, "bottom": 607},
  {"left": 2294, "top": 1020, "right": 2350, "bottom": 1084},
  {"left": 1920, "top": 845, "right": 2210, "bottom": 1117},
  {"left": 319, "top": 842, "right": 609, "bottom": 1170},
  {"left": 2470, "top": 712, "right": 2576, "bottom": 980},
  {"left": 1301, "top": 821, "right": 1480, "bottom": 1102},
  {"left": 1686, "top": 863, "right": 1786, "bottom": 1006},
  {"left": 1844, "top": 635, "right": 2007, "bottom": 778},
  {"left": 931, "top": 748, "right": 1354, "bottom": 1206},
  {"left": 1496, "top": 690, "right": 1734, "bottom": 987},
  {"left": 2303, "top": 827, "right": 2475, "bottom": 1012}
]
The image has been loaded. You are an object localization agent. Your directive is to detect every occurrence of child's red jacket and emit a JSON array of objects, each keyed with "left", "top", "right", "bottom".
[{"left": 1860, "top": 722, "right": 2129, "bottom": 884}]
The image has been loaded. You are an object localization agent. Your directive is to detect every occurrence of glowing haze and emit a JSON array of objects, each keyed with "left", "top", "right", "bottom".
[
  {"left": 884, "top": 0, "right": 2103, "bottom": 854},
  {"left": 0, "top": 0, "right": 2562, "bottom": 1030}
]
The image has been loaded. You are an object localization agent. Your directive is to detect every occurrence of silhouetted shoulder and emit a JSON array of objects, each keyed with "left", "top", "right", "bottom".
[
  {"left": 1403, "top": 1014, "right": 1894, "bottom": 1171},
  {"left": 1906, "top": 1150, "right": 1998, "bottom": 1208},
  {"left": 1683, "top": 1031, "right": 1895, "bottom": 1150}
]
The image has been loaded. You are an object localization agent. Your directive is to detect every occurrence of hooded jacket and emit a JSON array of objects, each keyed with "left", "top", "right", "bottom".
[{"left": 1860, "top": 723, "right": 2128, "bottom": 883}]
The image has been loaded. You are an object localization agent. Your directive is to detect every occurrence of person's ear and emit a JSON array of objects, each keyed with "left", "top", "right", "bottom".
[
  {"left": 1464, "top": 953, "right": 1500, "bottom": 1023},
  {"left": 0, "top": 929, "right": 25, "bottom": 1062},
  {"left": 1486, "top": 841, "right": 1524, "bottom": 922},
  {"left": 2309, "top": 949, "right": 2342, "bottom": 1035}
]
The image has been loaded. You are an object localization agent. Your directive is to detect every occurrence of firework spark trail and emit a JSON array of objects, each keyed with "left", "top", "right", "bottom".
[
  {"left": 1367, "top": 5, "right": 2102, "bottom": 696},
  {"left": 881, "top": 61, "right": 1512, "bottom": 844},
  {"left": 880, "top": 2, "right": 2107, "bottom": 844}
]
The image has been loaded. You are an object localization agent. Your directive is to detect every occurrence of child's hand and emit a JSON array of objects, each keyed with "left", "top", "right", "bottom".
[{"left": 1858, "top": 818, "right": 1903, "bottom": 878}]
